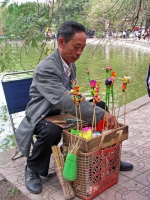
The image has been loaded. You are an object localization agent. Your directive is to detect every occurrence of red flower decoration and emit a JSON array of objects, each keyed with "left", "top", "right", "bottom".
[{"left": 90, "top": 80, "right": 96, "bottom": 88}]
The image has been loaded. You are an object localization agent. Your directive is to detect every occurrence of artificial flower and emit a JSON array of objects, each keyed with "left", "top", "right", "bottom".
[{"left": 90, "top": 80, "right": 97, "bottom": 88}]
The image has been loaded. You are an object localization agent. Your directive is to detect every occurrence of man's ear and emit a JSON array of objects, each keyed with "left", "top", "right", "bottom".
[{"left": 58, "top": 37, "right": 65, "bottom": 49}]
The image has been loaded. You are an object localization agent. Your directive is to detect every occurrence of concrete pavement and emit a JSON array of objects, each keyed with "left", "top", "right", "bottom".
[{"left": 0, "top": 94, "right": 150, "bottom": 200}]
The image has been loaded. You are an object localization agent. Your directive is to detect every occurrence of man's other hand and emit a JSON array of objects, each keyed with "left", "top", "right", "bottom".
[{"left": 102, "top": 111, "right": 119, "bottom": 130}]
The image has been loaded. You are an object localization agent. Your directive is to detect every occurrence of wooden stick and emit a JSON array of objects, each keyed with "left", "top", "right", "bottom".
[
  {"left": 52, "top": 146, "right": 61, "bottom": 167},
  {"left": 71, "top": 132, "right": 73, "bottom": 147},
  {"left": 124, "top": 91, "right": 126, "bottom": 125},
  {"left": 52, "top": 146, "right": 75, "bottom": 199},
  {"left": 78, "top": 103, "right": 83, "bottom": 130},
  {"left": 95, "top": 106, "right": 97, "bottom": 131},
  {"left": 105, "top": 111, "right": 109, "bottom": 131},
  {"left": 117, "top": 92, "right": 123, "bottom": 119},
  {"left": 53, "top": 120, "right": 67, "bottom": 124},
  {"left": 112, "top": 96, "right": 115, "bottom": 116},
  {"left": 75, "top": 104, "right": 79, "bottom": 130},
  {"left": 92, "top": 104, "right": 95, "bottom": 131},
  {"left": 71, "top": 138, "right": 82, "bottom": 155}
]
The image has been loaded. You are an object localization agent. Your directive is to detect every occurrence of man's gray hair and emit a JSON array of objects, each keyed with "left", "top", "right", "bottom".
[{"left": 57, "top": 21, "right": 86, "bottom": 42}]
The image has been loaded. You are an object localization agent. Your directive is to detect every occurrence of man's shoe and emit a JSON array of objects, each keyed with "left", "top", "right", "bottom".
[
  {"left": 120, "top": 161, "right": 133, "bottom": 171},
  {"left": 25, "top": 166, "right": 42, "bottom": 194}
]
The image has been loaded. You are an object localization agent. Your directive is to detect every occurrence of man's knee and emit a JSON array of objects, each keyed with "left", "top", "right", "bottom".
[{"left": 35, "top": 119, "right": 62, "bottom": 145}]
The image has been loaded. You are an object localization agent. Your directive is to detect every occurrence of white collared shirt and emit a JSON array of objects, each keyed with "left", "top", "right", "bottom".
[{"left": 60, "top": 55, "right": 72, "bottom": 77}]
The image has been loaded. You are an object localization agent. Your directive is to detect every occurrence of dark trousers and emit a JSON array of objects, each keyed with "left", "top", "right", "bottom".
[
  {"left": 27, "top": 120, "right": 62, "bottom": 176},
  {"left": 27, "top": 100, "right": 108, "bottom": 176}
]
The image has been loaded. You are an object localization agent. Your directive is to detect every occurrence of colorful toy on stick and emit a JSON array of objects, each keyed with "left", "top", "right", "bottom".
[
  {"left": 69, "top": 80, "right": 85, "bottom": 105},
  {"left": 69, "top": 79, "right": 94, "bottom": 139},
  {"left": 105, "top": 66, "right": 116, "bottom": 114},
  {"left": 106, "top": 66, "right": 112, "bottom": 78},
  {"left": 122, "top": 75, "right": 130, "bottom": 92},
  {"left": 86, "top": 69, "right": 101, "bottom": 132},
  {"left": 86, "top": 69, "right": 101, "bottom": 103},
  {"left": 117, "top": 74, "right": 131, "bottom": 125},
  {"left": 63, "top": 80, "right": 85, "bottom": 181},
  {"left": 68, "top": 80, "right": 85, "bottom": 130}
]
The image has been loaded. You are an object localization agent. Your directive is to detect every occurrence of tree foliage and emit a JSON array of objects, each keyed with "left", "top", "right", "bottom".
[
  {"left": 1, "top": 0, "right": 150, "bottom": 37},
  {"left": 0, "top": 0, "right": 149, "bottom": 72},
  {"left": 86, "top": 0, "right": 150, "bottom": 33}
]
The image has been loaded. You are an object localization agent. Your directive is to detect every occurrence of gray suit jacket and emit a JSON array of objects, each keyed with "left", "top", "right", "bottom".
[{"left": 15, "top": 49, "right": 105, "bottom": 157}]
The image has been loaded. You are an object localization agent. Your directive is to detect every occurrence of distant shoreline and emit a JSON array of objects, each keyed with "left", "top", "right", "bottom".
[
  {"left": 6, "top": 37, "right": 150, "bottom": 53},
  {"left": 86, "top": 38, "right": 150, "bottom": 53}
]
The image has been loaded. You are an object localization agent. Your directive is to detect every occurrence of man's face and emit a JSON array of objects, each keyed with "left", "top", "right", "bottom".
[{"left": 58, "top": 32, "right": 86, "bottom": 65}]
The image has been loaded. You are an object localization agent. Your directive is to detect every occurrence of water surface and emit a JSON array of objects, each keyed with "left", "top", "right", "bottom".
[{"left": 0, "top": 41, "right": 149, "bottom": 151}]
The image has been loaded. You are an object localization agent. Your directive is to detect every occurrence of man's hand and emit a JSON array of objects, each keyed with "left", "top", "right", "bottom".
[{"left": 102, "top": 111, "right": 119, "bottom": 130}]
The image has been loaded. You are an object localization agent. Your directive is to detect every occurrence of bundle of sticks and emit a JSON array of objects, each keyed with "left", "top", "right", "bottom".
[{"left": 51, "top": 146, "right": 75, "bottom": 200}]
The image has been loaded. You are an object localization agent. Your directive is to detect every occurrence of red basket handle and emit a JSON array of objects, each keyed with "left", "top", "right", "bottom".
[{"left": 98, "top": 130, "right": 123, "bottom": 150}]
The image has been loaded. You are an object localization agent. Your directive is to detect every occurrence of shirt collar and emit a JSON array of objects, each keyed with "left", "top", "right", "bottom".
[{"left": 59, "top": 55, "right": 72, "bottom": 77}]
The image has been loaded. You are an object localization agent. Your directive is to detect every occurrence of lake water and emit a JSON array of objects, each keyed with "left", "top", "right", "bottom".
[{"left": 0, "top": 40, "right": 149, "bottom": 152}]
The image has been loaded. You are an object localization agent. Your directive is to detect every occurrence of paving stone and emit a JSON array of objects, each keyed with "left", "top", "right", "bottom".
[
  {"left": 0, "top": 174, "right": 4, "bottom": 181},
  {"left": 0, "top": 72, "right": 150, "bottom": 199}
]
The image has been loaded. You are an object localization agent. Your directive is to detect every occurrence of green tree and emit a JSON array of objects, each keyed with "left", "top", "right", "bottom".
[
  {"left": 0, "top": 0, "right": 149, "bottom": 72},
  {"left": 86, "top": 0, "right": 150, "bottom": 36}
]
